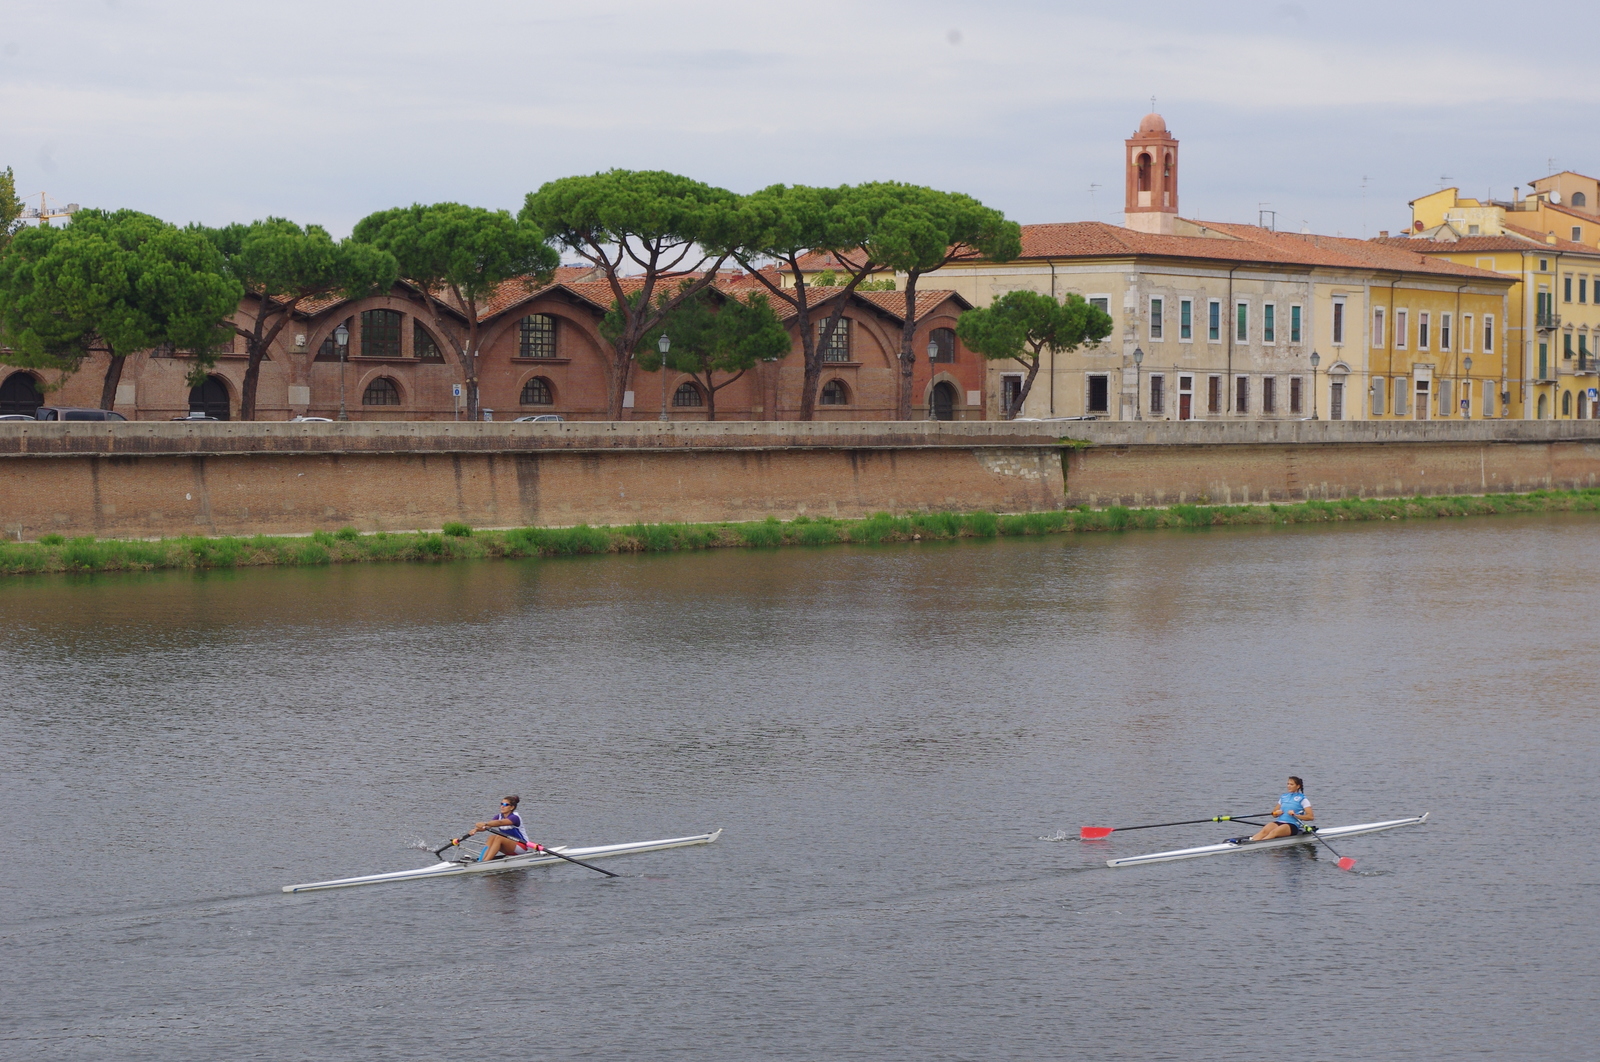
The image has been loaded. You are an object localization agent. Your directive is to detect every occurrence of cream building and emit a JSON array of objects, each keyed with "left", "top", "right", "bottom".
[{"left": 921, "top": 114, "right": 1515, "bottom": 422}]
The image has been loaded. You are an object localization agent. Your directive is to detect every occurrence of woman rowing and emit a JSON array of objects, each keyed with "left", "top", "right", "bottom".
[
  {"left": 467, "top": 795, "right": 539, "bottom": 861},
  {"left": 1228, "top": 775, "right": 1313, "bottom": 844}
]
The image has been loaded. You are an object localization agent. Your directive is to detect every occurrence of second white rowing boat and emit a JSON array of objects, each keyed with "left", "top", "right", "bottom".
[
  {"left": 283, "top": 829, "right": 721, "bottom": 893},
  {"left": 1105, "top": 814, "right": 1427, "bottom": 868}
]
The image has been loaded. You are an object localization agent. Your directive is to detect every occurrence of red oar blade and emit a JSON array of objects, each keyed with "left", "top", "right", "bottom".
[
  {"left": 1080, "top": 827, "right": 1115, "bottom": 840},
  {"left": 1337, "top": 857, "right": 1357, "bottom": 871}
]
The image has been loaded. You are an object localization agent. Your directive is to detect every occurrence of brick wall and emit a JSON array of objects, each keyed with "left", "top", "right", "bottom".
[{"left": 2, "top": 420, "right": 1598, "bottom": 540}]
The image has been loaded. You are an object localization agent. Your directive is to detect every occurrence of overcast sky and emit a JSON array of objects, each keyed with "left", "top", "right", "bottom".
[{"left": 6, "top": 0, "right": 1600, "bottom": 242}]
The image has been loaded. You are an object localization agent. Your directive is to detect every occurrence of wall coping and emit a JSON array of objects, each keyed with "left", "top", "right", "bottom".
[{"left": 2, "top": 418, "right": 1599, "bottom": 457}]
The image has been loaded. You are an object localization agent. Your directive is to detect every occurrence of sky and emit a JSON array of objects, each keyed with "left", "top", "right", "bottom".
[{"left": 6, "top": 0, "right": 1600, "bottom": 242}]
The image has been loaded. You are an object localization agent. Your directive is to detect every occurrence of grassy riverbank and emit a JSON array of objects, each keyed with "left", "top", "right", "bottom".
[{"left": 4, "top": 489, "right": 1599, "bottom": 576}]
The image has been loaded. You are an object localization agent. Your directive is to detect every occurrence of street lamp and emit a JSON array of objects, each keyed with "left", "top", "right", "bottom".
[
  {"left": 1309, "top": 350, "right": 1321, "bottom": 420},
  {"left": 334, "top": 322, "right": 350, "bottom": 421},
  {"left": 1132, "top": 347, "right": 1144, "bottom": 420},
  {"left": 1463, "top": 356, "right": 1473, "bottom": 418},
  {"left": 657, "top": 333, "right": 671, "bottom": 422}
]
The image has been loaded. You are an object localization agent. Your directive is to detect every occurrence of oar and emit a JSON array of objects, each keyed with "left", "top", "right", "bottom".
[
  {"left": 1306, "top": 828, "right": 1357, "bottom": 871},
  {"left": 528, "top": 843, "right": 620, "bottom": 879},
  {"left": 1080, "top": 813, "right": 1265, "bottom": 840}
]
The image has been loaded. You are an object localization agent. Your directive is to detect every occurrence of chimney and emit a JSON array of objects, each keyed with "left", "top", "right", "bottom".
[{"left": 1379, "top": 230, "right": 1389, "bottom": 238}]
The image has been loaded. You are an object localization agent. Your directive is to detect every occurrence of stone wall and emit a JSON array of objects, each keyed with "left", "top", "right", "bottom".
[{"left": 2, "top": 420, "right": 1599, "bottom": 540}]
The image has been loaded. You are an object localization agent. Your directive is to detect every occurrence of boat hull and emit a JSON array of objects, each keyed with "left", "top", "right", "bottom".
[
  {"left": 1105, "top": 814, "right": 1428, "bottom": 868},
  {"left": 283, "top": 829, "right": 722, "bottom": 893}
]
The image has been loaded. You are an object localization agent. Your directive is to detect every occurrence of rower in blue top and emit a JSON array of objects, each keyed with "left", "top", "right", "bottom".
[
  {"left": 465, "top": 795, "right": 535, "bottom": 862},
  {"left": 1227, "top": 776, "right": 1314, "bottom": 844}
]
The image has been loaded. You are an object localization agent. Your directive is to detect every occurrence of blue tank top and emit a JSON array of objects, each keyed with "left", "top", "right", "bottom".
[
  {"left": 489, "top": 811, "right": 529, "bottom": 844},
  {"left": 1276, "top": 791, "right": 1311, "bottom": 825}
]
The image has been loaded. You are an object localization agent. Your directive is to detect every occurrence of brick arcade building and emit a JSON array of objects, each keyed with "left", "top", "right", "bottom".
[{"left": 0, "top": 268, "right": 986, "bottom": 423}]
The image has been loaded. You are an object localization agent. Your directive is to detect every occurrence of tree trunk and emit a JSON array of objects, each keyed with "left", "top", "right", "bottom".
[
  {"left": 239, "top": 338, "right": 266, "bottom": 420},
  {"left": 605, "top": 346, "right": 634, "bottom": 419},
  {"left": 98, "top": 353, "right": 125, "bottom": 411},
  {"left": 898, "top": 279, "right": 922, "bottom": 420},
  {"left": 1012, "top": 354, "right": 1043, "bottom": 416}
]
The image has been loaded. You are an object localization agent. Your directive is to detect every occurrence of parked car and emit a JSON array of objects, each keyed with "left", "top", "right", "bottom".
[
  {"left": 512, "top": 414, "right": 564, "bottom": 423},
  {"left": 0, "top": 413, "right": 36, "bottom": 421},
  {"left": 172, "top": 413, "right": 222, "bottom": 421},
  {"left": 35, "top": 407, "right": 127, "bottom": 421},
  {"left": 290, "top": 416, "right": 334, "bottom": 422}
]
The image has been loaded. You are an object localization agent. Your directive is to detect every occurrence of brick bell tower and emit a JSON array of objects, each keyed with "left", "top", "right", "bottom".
[{"left": 1124, "top": 112, "right": 1178, "bottom": 234}]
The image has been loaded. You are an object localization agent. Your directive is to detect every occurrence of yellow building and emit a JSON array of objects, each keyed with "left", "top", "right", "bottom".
[
  {"left": 918, "top": 114, "right": 1514, "bottom": 422},
  {"left": 1403, "top": 177, "right": 1600, "bottom": 418}
]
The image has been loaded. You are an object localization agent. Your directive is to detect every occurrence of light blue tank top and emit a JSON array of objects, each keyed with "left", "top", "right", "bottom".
[{"left": 1275, "top": 791, "right": 1310, "bottom": 825}]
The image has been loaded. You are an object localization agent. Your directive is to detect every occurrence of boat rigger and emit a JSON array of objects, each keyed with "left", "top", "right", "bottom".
[
  {"left": 1105, "top": 814, "right": 1428, "bottom": 868},
  {"left": 283, "top": 830, "right": 722, "bottom": 893}
]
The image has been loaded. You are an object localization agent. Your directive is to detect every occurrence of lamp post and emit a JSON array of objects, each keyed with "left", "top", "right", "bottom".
[
  {"left": 926, "top": 337, "right": 940, "bottom": 419},
  {"left": 335, "top": 323, "right": 350, "bottom": 421},
  {"left": 1309, "top": 350, "right": 1320, "bottom": 420},
  {"left": 1132, "top": 347, "right": 1144, "bottom": 421},
  {"left": 1463, "top": 356, "right": 1473, "bottom": 418},
  {"left": 657, "top": 333, "right": 671, "bottom": 422}
]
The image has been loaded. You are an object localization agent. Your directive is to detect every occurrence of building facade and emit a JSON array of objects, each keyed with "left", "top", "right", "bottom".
[
  {"left": 919, "top": 114, "right": 1516, "bottom": 422},
  {"left": 1400, "top": 180, "right": 1600, "bottom": 419},
  {"left": 0, "top": 269, "right": 985, "bottom": 422}
]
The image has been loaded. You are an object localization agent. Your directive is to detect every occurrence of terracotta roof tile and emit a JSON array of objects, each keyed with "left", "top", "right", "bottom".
[{"left": 999, "top": 220, "right": 1510, "bottom": 282}]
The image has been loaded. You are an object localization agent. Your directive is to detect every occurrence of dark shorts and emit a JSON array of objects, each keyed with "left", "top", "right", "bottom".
[{"left": 1276, "top": 821, "right": 1305, "bottom": 835}]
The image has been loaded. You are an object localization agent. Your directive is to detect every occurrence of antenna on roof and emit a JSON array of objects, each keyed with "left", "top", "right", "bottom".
[
  {"left": 1439, "top": 174, "right": 1452, "bottom": 190},
  {"left": 1088, "top": 182, "right": 1101, "bottom": 205},
  {"left": 1549, "top": 157, "right": 1557, "bottom": 175},
  {"left": 1258, "top": 205, "right": 1276, "bottom": 232},
  {"left": 1362, "top": 174, "right": 1371, "bottom": 238},
  {"left": 1150, "top": 95, "right": 1156, "bottom": 111}
]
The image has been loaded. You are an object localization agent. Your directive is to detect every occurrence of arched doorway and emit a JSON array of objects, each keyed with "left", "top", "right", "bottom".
[
  {"left": 189, "top": 376, "right": 231, "bottom": 420},
  {"left": 1537, "top": 393, "right": 1549, "bottom": 419},
  {"left": 0, "top": 372, "right": 42, "bottom": 416},
  {"left": 930, "top": 381, "right": 957, "bottom": 421}
]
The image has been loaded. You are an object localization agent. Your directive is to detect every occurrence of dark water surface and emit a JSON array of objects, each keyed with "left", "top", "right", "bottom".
[{"left": 2, "top": 516, "right": 1596, "bottom": 1061}]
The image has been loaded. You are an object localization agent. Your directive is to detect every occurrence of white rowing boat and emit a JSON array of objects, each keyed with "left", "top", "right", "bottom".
[
  {"left": 1105, "top": 814, "right": 1427, "bottom": 868},
  {"left": 283, "top": 829, "right": 722, "bottom": 893}
]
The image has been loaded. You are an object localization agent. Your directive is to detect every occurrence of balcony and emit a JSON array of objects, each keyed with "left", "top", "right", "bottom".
[{"left": 1535, "top": 310, "right": 1561, "bottom": 331}]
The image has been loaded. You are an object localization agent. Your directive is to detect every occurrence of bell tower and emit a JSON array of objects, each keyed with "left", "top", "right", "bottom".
[{"left": 1124, "top": 112, "right": 1178, "bottom": 234}]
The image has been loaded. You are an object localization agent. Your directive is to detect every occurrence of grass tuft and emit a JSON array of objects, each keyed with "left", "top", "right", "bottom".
[{"left": 4, "top": 487, "right": 1599, "bottom": 577}]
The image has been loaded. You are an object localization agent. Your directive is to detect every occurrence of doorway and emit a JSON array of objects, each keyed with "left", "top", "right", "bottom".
[
  {"left": 1178, "top": 375, "right": 1193, "bottom": 420},
  {"left": 189, "top": 376, "right": 232, "bottom": 420},
  {"left": 0, "top": 372, "right": 42, "bottom": 416},
  {"left": 930, "top": 381, "right": 956, "bottom": 421},
  {"left": 1414, "top": 379, "right": 1430, "bottom": 420},
  {"left": 1329, "top": 379, "right": 1344, "bottom": 421}
]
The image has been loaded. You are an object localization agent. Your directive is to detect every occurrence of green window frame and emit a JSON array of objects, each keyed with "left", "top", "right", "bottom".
[
  {"left": 1180, "top": 299, "right": 1192, "bottom": 340},
  {"left": 1263, "top": 304, "right": 1276, "bottom": 344},
  {"left": 1236, "top": 302, "right": 1248, "bottom": 342},
  {"left": 1291, "top": 305, "right": 1302, "bottom": 343}
]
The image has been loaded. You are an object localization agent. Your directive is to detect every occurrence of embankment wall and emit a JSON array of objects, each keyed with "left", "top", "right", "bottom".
[{"left": 2, "top": 420, "right": 1599, "bottom": 539}]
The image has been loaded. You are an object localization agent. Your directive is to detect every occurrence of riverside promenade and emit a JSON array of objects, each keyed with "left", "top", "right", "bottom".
[{"left": 2, "top": 419, "right": 1599, "bottom": 540}]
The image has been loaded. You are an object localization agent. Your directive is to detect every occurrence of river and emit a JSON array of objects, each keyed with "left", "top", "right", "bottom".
[{"left": 1, "top": 515, "right": 1595, "bottom": 1061}]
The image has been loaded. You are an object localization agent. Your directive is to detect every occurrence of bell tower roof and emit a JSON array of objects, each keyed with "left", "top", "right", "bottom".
[{"left": 1136, "top": 112, "right": 1168, "bottom": 137}]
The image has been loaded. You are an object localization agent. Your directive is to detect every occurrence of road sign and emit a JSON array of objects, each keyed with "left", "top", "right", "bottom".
[
  {"left": 1589, "top": 388, "right": 1598, "bottom": 400},
  {"left": 452, "top": 384, "right": 463, "bottom": 398}
]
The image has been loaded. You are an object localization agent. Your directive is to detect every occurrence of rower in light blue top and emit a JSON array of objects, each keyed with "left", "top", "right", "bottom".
[{"left": 1228, "top": 775, "right": 1314, "bottom": 844}]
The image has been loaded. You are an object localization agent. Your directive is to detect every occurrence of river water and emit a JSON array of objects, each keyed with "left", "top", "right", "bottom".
[{"left": 1, "top": 515, "right": 1595, "bottom": 1061}]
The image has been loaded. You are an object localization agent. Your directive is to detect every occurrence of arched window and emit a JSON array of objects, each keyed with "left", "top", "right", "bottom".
[
  {"left": 316, "top": 318, "right": 352, "bottom": 361},
  {"left": 520, "top": 377, "right": 554, "bottom": 405},
  {"left": 1563, "top": 389, "right": 1573, "bottom": 417},
  {"left": 360, "top": 309, "right": 403, "bottom": 358},
  {"left": 820, "top": 379, "right": 850, "bottom": 405},
  {"left": 189, "top": 375, "right": 231, "bottom": 420},
  {"left": 414, "top": 322, "right": 443, "bottom": 360},
  {"left": 0, "top": 372, "right": 42, "bottom": 416},
  {"left": 519, "top": 314, "right": 557, "bottom": 358},
  {"left": 672, "top": 382, "right": 704, "bottom": 407},
  {"left": 1573, "top": 191, "right": 1588, "bottom": 208},
  {"left": 928, "top": 327, "right": 955, "bottom": 363},
  {"left": 1538, "top": 393, "right": 1549, "bottom": 419},
  {"left": 1136, "top": 152, "right": 1152, "bottom": 193},
  {"left": 362, "top": 377, "right": 401, "bottom": 406}
]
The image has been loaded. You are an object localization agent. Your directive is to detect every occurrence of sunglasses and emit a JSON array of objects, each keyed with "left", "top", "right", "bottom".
[{"left": 500, "top": 802, "right": 513, "bottom": 806}]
